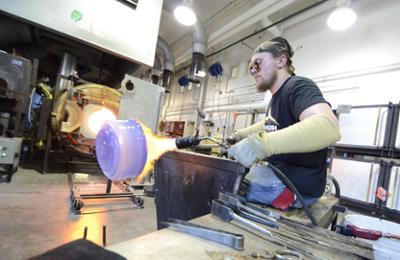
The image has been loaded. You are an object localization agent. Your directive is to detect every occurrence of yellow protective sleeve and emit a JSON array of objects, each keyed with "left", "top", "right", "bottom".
[
  {"left": 248, "top": 114, "right": 341, "bottom": 158},
  {"left": 234, "top": 118, "right": 267, "bottom": 141}
]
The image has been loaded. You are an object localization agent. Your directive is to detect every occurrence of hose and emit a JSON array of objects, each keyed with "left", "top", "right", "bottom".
[
  {"left": 265, "top": 162, "right": 318, "bottom": 226},
  {"left": 331, "top": 175, "right": 341, "bottom": 198}
]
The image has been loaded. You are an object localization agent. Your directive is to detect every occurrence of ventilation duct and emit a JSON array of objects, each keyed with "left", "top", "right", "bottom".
[
  {"left": 162, "top": 70, "right": 173, "bottom": 91},
  {"left": 157, "top": 36, "right": 174, "bottom": 90},
  {"left": 151, "top": 54, "right": 162, "bottom": 84},
  {"left": 161, "top": 3, "right": 207, "bottom": 82},
  {"left": 189, "top": 22, "right": 207, "bottom": 83}
]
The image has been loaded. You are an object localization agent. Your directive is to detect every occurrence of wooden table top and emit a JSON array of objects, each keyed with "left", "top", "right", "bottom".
[{"left": 108, "top": 210, "right": 374, "bottom": 260}]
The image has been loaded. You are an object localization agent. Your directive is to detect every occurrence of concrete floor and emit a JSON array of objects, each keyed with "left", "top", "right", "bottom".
[{"left": 0, "top": 167, "right": 157, "bottom": 260}]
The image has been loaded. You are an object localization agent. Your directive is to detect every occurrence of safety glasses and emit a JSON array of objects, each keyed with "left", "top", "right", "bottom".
[{"left": 248, "top": 58, "right": 262, "bottom": 75}]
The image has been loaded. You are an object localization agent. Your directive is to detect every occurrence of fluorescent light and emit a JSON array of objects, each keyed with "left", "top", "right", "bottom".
[
  {"left": 174, "top": 5, "right": 197, "bottom": 26},
  {"left": 327, "top": 6, "right": 357, "bottom": 31}
]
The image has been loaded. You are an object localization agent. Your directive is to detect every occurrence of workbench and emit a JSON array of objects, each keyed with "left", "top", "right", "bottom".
[
  {"left": 107, "top": 213, "right": 374, "bottom": 259},
  {"left": 108, "top": 151, "right": 373, "bottom": 259}
]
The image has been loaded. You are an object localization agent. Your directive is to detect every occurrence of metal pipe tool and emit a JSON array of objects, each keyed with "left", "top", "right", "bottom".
[
  {"left": 161, "top": 218, "right": 244, "bottom": 250},
  {"left": 211, "top": 200, "right": 273, "bottom": 237},
  {"left": 218, "top": 191, "right": 279, "bottom": 228}
]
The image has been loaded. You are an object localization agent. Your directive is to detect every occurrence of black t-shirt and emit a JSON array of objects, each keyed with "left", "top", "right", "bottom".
[{"left": 266, "top": 76, "right": 329, "bottom": 197}]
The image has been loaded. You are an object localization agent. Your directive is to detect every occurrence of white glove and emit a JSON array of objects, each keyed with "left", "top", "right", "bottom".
[{"left": 228, "top": 138, "right": 264, "bottom": 168}]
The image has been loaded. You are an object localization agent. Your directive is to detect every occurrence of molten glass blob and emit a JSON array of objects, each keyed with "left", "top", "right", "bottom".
[
  {"left": 87, "top": 107, "right": 116, "bottom": 136},
  {"left": 96, "top": 119, "right": 177, "bottom": 181}
]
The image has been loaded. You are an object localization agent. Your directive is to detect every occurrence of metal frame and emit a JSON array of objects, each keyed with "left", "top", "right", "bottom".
[
  {"left": 388, "top": 103, "right": 400, "bottom": 158},
  {"left": 384, "top": 103, "right": 399, "bottom": 156},
  {"left": 334, "top": 144, "right": 386, "bottom": 157},
  {"left": 334, "top": 102, "right": 400, "bottom": 223},
  {"left": 338, "top": 160, "right": 400, "bottom": 224},
  {"left": 67, "top": 173, "right": 144, "bottom": 214},
  {"left": 340, "top": 196, "right": 400, "bottom": 224}
]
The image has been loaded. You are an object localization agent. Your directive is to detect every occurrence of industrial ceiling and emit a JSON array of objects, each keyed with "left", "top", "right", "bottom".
[{"left": 159, "top": 0, "right": 328, "bottom": 67}]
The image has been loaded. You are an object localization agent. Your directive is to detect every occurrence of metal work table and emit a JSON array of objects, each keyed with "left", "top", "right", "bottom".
[
  {"left": 108, "top": 151, "right": 373, "bottom": 259},
  {"left": 107, "top": 213, "right": 374, "bottom": 259}
]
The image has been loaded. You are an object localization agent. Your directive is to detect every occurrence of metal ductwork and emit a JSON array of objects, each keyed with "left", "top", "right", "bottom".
[
  {"left": 151, "top": 54, "right": 162, "bottom": 84},
  {"left": 189, "top": 52, "right": 206, "bottom": 84},
  {"left": 190, "top": 21, "right": 208, "bottom": 130},
  {"left": 157, "top": 36, "right": 174, "bottom": 90},
  {"left": 161, "top": 2, "right": 207, "bottom": 83},
  {"left": 162, "top": 69, "right": 173, "bottom": 91},
  {"left": 191, "top": 21, "right": 207, "bottom": 56},
  {"left": 157, "top": 37, "right": 174, "bottom": 72},
  {"left": 189, "top": 22, "right": 207, "bottom": 84}
]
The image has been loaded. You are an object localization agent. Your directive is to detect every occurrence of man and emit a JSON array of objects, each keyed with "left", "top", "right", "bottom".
[{"left": 228, "top": 37, "right": 341, "bottom": 210}]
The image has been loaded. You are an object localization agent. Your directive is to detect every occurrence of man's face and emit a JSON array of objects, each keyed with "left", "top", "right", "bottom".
[{"left": 249, "top": 52, "right": 279, "bottom": 92}]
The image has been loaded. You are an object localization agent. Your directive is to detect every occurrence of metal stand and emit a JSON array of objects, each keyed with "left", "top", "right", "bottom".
[
  {"left": 68, "top": 173, "right": 144, "bottom": 214},
  {"left": 0, "top": 164, "right": 15, "bottom": 182}
]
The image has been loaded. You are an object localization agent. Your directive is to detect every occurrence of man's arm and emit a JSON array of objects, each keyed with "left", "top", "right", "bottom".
[
  {"left": 227, "top": 118, "right": 267, "bottom": 144},
  {"left": 227, "top": 101, "right": 341, "bottom": 167},
  {"left": 299, "top": 103, "right": 339, "bottom": 128},
  {"left": 247, "top": 102, "right": 341, "bottom": 158}
]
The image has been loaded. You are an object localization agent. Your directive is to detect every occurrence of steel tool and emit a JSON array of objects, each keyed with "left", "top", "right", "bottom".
[
  {"left": 211, "top": 201, "right": 318, "bottom": 258},
  {"left": 238, "top": 210, "right": 278, "bottom": 228},
  {"left": 218, "top": 191, "right": 279, "bottom": 228},
  {"left": 211, "top": 200, "right": 273, "bottom": 237},
  {"left": 161, "top": 218, "right": 244, "bottom": 250}
]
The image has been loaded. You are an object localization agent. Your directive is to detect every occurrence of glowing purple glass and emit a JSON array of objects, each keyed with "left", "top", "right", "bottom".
[{"left": 96, "top": 119, "right": 147, "bottom": 180}]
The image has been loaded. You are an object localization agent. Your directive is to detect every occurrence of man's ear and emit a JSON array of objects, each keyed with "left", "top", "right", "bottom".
[{"left": 277, "top": 55, "right": 288, "bottom": 69}]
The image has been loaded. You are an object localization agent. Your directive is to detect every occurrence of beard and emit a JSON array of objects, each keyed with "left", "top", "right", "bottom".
[{"left": 256, "top": 72, "right": 277, "bottom": 92}]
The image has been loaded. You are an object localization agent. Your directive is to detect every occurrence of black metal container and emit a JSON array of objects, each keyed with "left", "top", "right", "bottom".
[{"left": 154, "top": 151, "right": 246, "bottom": 229}]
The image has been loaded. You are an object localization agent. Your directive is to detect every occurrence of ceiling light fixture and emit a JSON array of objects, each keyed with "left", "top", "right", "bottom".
[
  {"left": 327, "top": 0, "right": 357, "bottom": 31},
  {"left": 174, "top": 0, "right": 197, "bottom": 26}
]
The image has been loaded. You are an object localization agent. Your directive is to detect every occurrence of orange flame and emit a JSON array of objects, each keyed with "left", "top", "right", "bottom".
[{"left": 135, "top": 123, "right": 177, "bottom": 183}]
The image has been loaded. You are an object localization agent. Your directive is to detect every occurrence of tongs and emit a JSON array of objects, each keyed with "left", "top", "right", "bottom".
[{"left": 218, "top": 191, "right": 280, "bottom": 228}]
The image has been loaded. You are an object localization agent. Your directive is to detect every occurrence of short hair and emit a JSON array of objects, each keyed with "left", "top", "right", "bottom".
[{"left": 254, "top": 37, "right": 295, "bottom": 75}]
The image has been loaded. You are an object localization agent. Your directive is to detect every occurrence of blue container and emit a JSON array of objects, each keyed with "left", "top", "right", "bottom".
[{"left": 96, "top": 119, "right": 147, "bottom": 180}]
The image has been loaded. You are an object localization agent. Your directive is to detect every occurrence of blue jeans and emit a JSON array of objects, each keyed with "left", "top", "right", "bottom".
[{"left": 244, "top": 164, "right": 319, "bottom": 208}]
